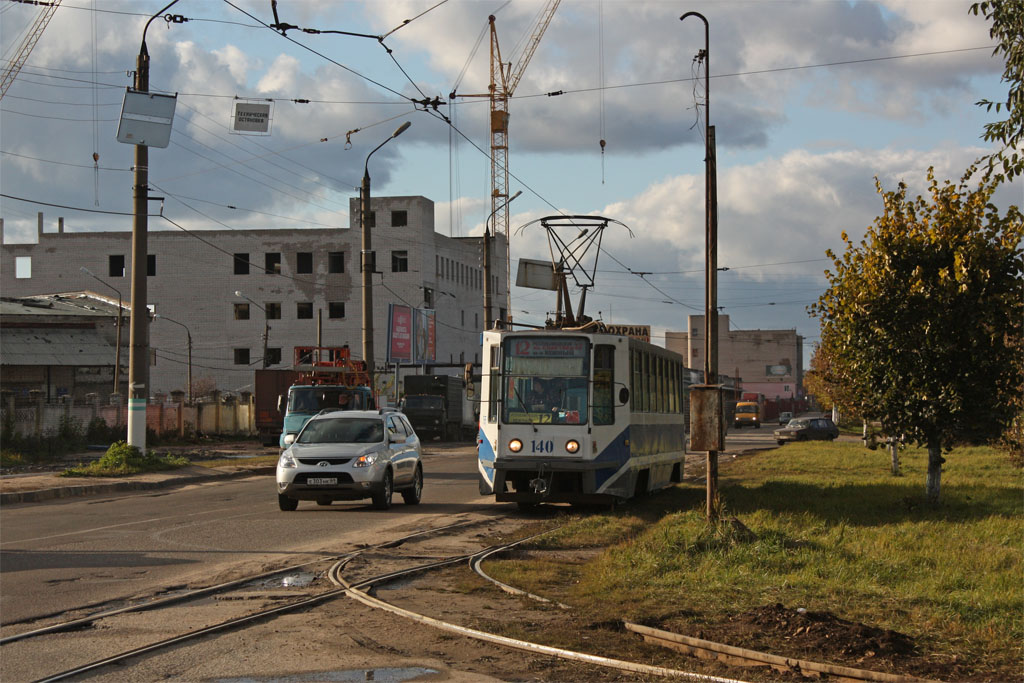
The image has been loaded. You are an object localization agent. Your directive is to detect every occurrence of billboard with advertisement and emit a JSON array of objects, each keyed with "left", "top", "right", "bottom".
[
  {"left": 388, "top": 305, "right": 436, "bottom": 364},
  {"left": 388, "top": 304, "right": 413, "bottom": 363}
]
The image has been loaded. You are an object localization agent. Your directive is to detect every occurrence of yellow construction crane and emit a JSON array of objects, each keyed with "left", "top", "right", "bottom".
[
  {"left": 0, "top": 0, "right": 64, "bottom": 101},
  {"left": 455, "top": 1, "right": 560, "bottom": 314}
]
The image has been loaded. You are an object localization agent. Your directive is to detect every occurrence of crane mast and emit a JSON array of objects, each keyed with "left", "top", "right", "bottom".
[
  {"left": 459, "top": 1, "right": 560, "bottom": 321},
  {"left": 0, "top": 0, "right": 64, "bottom": 101}
]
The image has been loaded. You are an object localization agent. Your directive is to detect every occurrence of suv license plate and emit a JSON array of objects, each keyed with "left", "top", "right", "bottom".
[{"left": 307, "top": 477, "right": 338, "bottom": 485}]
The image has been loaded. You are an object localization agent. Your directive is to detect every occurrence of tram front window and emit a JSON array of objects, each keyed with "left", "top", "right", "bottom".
[{"left": 502, "top": 336, "right": 589, "bottom": 426}]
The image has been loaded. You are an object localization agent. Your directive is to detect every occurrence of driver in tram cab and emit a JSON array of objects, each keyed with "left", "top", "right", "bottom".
[{"left": 528, "top": 380, "right": 559, "bottom": 411}]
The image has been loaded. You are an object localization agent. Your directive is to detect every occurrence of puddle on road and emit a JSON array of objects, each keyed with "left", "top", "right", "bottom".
[
  {"left": 249, "top": 571, "right": 318, "bottom": 588},
  {"left": 216, "top": 667, "right": 438, "bottom": 682}
]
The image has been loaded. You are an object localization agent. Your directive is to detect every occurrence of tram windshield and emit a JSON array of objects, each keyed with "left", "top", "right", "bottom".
[{"left": 502, "top": 336, "right": 589, "bottom": 425}]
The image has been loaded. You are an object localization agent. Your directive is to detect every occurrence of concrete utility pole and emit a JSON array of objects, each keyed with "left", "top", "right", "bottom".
[
  {"left": 681, "top": 10, "right": 721, "bottom": 522},
  {"left": 126, "top": 1, "right": 179, "bottom": 451},
  {"left": 483, "top": 190, "right": 521, "bottom": 330},
  {"left": 361, "top": 121, "right": 411, "bottom": 378}
]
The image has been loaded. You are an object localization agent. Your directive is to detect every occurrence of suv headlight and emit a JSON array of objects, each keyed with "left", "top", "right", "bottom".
[
  {"left": 353, "top": 452, "right": 380, "bottom": 468},
  {"left": 279, "top": 452, "right": 296, "bottom": 468}
]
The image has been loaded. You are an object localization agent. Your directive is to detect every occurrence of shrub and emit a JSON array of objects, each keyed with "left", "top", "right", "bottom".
[{"left": 62, "top": 441, "right": 190, "bottom": 477}]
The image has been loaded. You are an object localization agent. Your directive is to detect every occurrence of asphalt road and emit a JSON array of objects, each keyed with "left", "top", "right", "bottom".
[
  {"left": 0, "top": 444, "right": 494, "bottom": 627},
  {"left": 0, "top": 429, "right": 783, "bottom": 628}
]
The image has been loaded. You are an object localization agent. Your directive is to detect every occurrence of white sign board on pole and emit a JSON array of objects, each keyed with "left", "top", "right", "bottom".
[
  {"left": 232, "top": 101, "right": 272, "bottom": 134},
  {"left": 116, "top": 89, "right": 177, "bottom": 148}
]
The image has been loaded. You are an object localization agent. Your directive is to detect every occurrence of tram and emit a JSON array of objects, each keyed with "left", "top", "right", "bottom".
[
  {"left": 477, "top": 214, "right": 693, "bottom": 507},
  {"left": 477, "top": 327, "right": 687, "bottom": 507}
]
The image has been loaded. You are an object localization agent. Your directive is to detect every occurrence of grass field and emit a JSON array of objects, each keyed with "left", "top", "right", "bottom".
[{"left": 487, "top": 442, "right": 1023, "bottom": 679}]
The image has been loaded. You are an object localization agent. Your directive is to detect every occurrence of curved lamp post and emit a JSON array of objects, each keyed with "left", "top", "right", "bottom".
[
  {"left": 153, "top": 313, "right": 192, "bottom": 404},
  {"left": 80, "top": 266, "right": 123, "bottom": 397},
  {"left": 483, "top": 190, "right": 521, "bottom": 329},
  {"left": 681, "top": 10, "right": 721, "bottom": 522},
  {"left": 361, "top": 121, "right": 411, "bottom": 375},
  {"left": 235, "top": 291, "right": 270, "bottom": 369}
]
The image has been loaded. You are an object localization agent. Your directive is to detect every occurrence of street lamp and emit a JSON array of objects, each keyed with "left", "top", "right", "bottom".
[
  {"left": 80, "top": 266, "right": 123, "bottom": 397},
  {"left": 361, "top": 120, "right": 411, "bottom": 377},
  {"left": 153, "top": 313, "right": 192, "bottom": 404},
  {"left": 235, "top": 291, "right": 271, "bottom": 369},
  {"left": 123, "top": 0, "right": 181, "bottom": 453},
  {"left": 483, "top": 190, "right": 521, "bottom": 329},
  {"left": 681, "top": 10, "right": 721, "bottom": 522}
]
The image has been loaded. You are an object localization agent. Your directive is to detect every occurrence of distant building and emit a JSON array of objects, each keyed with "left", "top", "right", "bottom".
[
  {"left": 666, "top": 314, "right": 804, "bottom": 400},
  {"left": 0, "top": 292, "right": 126, "bottom": 402},
  {"left": 1, "top": 196, "right": 506, "bottom": 396}
]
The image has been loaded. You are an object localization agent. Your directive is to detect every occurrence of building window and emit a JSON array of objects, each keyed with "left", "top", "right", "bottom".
[
  {"left": 297, "top": 302, "right": 313, "bottom": 319},
  {"left": 329, "top": 302, "right": 345, "bottom": 319},
  {"left": 266, "top": 348, "right": 282, "bottom": 366},
  {"left": 436, "top": 255, "right": 441, "bottom": 277},
  {"left": 265, "top": 302, "right": 281, "bottom": 320},
  {"left": 109, "top": 254, "right": 125, "bottom": 277},
  {"left": 234, "top": 253, "right": 249, "bottom": 274},
  {"left": 234, "top": 303, "right": 250, "bottom": 320},
  {"left": 461, "top": 309, "right": 465, "bottom": 326},
  {"left": 474, "top": 312, "right": 478, "bottom": 328},
  {"left": 234, "top": 348, "right": 250, "bottom": 365},
  {"left": 15, "top": 256, "right": 30, "bottom": 279},
  {"left": 265, "top": 252, "right": 281, "bottom": 275},
  {"left": 423, "top": 287, "right": 434, "bottom": 308},
  {"left": 147, "top": 254, "right": 156, "bottom": 277},
  {"left": 392, "top": 250, "right": 408, "bottom": 272},
  {"left": 296, "top": 252, "right": 313, "bottom": 274},
  {"left": 391, "top": 210, "right": 407, "bottom": 227},
  {"left": 328, "top": 251, "right": 344, "bottom": 273}
]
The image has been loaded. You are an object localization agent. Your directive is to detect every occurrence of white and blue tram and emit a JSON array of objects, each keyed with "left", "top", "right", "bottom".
[{"left": 477, "top": 328, "right": 688, "bottom": 507}]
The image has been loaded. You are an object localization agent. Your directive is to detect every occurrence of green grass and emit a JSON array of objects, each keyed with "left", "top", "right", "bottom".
[
  {"left": 487, "top": 442, "right": 1023, "bottom": 674},
  {"left": 62, "top": 441, "right": 191, "bottom": 477}
]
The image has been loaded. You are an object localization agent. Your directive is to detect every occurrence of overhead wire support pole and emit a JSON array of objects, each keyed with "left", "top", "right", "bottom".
[
  {"left": 126, "top": 0, "right": 181, "bottom": 453},
  {"left": 681, "top": 10, "right": 720, "bottom": 522}
]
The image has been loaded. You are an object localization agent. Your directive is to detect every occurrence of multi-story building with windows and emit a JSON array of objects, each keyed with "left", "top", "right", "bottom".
[
  {"left": 1, "top": 196, "right": 506, "bottom": 397},
  {"left": 666, "top": 314, "right": 804, "bottom": 400}
]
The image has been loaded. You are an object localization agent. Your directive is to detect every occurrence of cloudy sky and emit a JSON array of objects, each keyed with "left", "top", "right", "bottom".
[{"left": 2, "top": 0, "right": 1019, "bottom": 360}]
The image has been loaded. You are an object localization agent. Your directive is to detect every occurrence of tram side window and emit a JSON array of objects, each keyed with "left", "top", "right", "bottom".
[
  {"left": 488, "top": 345, "right": 499, "bottom": 423},
  {"left": 593, "top": 345, "right": 615, "bottom": 425},
  {"left": 643, "top": 352, "right": 651, "bottom": 412}
]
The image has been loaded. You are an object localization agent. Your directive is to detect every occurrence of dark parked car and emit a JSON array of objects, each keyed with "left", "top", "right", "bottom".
[
  {"left": 778, "top": 411, "right": 793, "bottom": 425},
  {"left": 774, "top": 417, "right": 839, "bottom": 445}
]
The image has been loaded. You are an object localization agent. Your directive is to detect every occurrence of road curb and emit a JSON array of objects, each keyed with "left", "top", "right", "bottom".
[{"left": 0, "top": 467, "right": 275, "bottom": 505}]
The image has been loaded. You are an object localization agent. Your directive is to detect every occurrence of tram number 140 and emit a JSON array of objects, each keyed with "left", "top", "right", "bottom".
[{"left": 531, "top": 440, "right": 555, "bottom": 453}]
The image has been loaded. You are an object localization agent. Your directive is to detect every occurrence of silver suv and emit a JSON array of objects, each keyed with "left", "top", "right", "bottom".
[{"left": 276, "top": 410, "right": 422, "bottom": 511}]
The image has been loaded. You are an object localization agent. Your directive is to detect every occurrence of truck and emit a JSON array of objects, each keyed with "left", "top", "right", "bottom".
[
  {"left": 255, "top": 346, "right": 376, "bottom": 448},
  {"left": 254, "top": 369, "right": 301, "bottom": 445},
  {"left": 401, "top": 374, "right": 475, "bottom": 441}
]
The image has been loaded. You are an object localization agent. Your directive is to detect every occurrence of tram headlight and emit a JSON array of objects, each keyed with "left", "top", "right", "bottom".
[
  {"left": 508, "top": 438, "right": 523, "bottom": 453},
  {"left": 565, "top": 439, "right": 580, "bottom": 454}
]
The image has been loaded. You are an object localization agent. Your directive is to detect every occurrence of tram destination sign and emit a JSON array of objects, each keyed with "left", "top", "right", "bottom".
[{"left": 596, "top": 323, "right": 651, "bottom": 342}]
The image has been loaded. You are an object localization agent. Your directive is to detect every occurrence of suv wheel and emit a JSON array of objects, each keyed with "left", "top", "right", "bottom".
[
  {"left": 278, "top": 494, "right": 298, "bottom": 511},
  {"left": 402, "top": 465, "right": 423, "bottom": 505},
  {"left": 372, "top": 469, "right": 393, "bottom": 510}
]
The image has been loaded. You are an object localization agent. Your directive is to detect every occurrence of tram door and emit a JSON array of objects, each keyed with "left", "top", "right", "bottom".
[{"left": 591, "top": 339, "right": 629, "bottom": 496}]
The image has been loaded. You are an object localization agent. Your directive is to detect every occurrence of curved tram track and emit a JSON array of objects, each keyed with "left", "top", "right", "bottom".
[{"left": 5, "top": 515, "right": 756, "bottom": 683}]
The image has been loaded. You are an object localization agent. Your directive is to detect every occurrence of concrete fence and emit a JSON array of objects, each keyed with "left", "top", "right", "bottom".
[{"left": 1, "top": 391, "right": 256, "bottom": 441}]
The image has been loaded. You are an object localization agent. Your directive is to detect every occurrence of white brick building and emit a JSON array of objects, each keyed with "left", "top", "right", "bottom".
[{"left": 1, "top": 196, "right": 506, "bottom": 397}]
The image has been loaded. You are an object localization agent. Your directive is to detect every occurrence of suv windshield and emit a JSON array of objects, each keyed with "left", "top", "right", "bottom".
[
  {"left": 297, "top": 417, "right": 383, "bottom": 444},
  {"left": 289, "top": 388, "right": 365, "bottom": 413}
]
